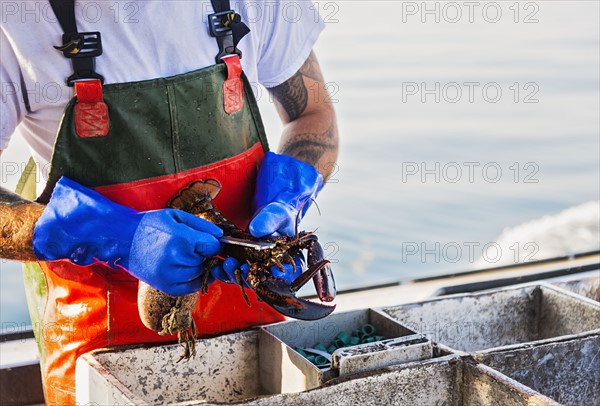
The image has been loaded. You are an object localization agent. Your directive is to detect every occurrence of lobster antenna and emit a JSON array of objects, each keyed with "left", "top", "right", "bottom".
[
  {"left": 295, "top": 198, "right": 322, "bottom": 236},
  {"left": 311, "top": 198, "right": 322, "bottom": 216},
  {"left": 295, "top": 211, "right": 300, "bottom": 237}
]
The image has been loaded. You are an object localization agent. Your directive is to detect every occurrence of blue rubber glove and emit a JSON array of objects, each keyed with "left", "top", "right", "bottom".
[
  {"left": 249, "top": 152, "right": 323, "bottom": 238},
  {"left": 33, "top": 177, "right": 223, "bottom": 296},
  {"left": 211, "top": 254, "right": 306, "bottom": 287}
]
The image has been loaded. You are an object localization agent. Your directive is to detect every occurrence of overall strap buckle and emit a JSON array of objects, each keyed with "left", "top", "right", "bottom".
[
  {"left": 208, "top": 10, "right": 250, "bottom": 63},
  {"left": 54, "top": 31, "right": 104, "bottom": 86},
  {"left": 49, "top": 0, "right": 104, "bottom": 86}
]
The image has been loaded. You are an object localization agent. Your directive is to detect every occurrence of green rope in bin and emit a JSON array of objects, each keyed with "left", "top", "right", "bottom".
[
  {"left": 295, "top": 324, "right": 387, "bottom": 368},
  {"left": 336, "top": 331, "right": 351, "bottom": 344},
  {"left": 362, "top": 324, "right": 376, "bottom": 335},
  {"left": 313, "top": 355, "right": 329, "bottom": 366},
  {"left": 314, "top": 343, "right": 328, "bottom": 353}
]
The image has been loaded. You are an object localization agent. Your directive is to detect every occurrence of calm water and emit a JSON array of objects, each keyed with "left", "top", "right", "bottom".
[{"left": 2, "top": 1, "right": 599, "bottom": 327}]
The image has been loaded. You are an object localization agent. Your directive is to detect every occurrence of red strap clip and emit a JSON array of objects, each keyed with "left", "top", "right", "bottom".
[
  {"left": 74, "top": 80, "right": 109, "bottom": 138},
  {"left": 222, "top": 55, "right": 244, "bottom": 114}
]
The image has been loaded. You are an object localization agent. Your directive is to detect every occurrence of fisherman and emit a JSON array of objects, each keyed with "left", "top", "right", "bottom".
[{"left": 0, "top": 1, "right": 338, "bottom": 403}]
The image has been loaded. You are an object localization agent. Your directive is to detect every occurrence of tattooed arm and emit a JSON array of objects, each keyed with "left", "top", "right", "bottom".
[
  {"left": 268, "top": 51, "right": 339, "bottom": 180},
  {"left": 0, "top": 151, "right": 45, "bottom": 261}
]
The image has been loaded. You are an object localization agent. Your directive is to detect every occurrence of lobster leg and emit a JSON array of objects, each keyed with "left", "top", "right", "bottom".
[
  {"left": 255, "top": 259, "right": 335, "bottom": 321},
  {"left": 235, "top": 268, "right": 251, "bottom": 306},
  {"left": 282, "top": 253, "right": 297, "bottom": 275}
]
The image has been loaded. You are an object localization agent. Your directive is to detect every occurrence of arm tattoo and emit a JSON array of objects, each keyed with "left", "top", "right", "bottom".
[
  {"left": 269, "top": 51, "right": 324, "bottom": 122},
  {"left": 280, "top": 121, "right": 337, "bottom": 166},
  {"left": 270, "top": 71, "right": 308, "bottom": 122},
  {"left": 299, "top": 51, "right": 325, "bottom": 83},
  {"left": 0, "top": 187, "right": 44, "bottom": 261}
]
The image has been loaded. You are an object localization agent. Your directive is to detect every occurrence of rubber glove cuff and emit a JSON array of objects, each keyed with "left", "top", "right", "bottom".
[
  {"left": 33, "top": 176, "right": 139, "bottom": 267},
  {"left": 249, "top": 152, "right": 323, "bottom": 238}
]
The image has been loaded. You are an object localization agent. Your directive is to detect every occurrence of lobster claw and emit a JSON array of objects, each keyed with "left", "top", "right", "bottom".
[
  {"left": 307, "top": 238, "right": 336, "bottom": 302},
  {"left": 255, "top": 260, "right": 336, "bottom": 321}
]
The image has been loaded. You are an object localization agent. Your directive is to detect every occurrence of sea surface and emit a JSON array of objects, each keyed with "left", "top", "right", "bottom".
[{"left": 1, "top": 1, "right": 599, "bottom": 328}]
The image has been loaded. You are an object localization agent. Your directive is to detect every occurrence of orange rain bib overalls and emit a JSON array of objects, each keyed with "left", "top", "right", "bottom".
[{"left": 23, "top": 1, "right": 283, "bottom": 404}]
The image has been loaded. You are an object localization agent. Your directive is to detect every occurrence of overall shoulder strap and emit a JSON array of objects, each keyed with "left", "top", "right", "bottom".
[
  {"left": 210, "top": 0, "right": 230, "bottom": 13},
  {"left": 48, "top": 0, "right": 77, "bottom": 34}
]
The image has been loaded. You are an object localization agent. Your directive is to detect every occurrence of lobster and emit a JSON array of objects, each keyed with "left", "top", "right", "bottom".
[{"left": 138, "top": 179, "right": 336, "bottom": 361}]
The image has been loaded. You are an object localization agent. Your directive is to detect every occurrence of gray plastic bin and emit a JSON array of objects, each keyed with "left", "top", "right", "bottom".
[
  {"left": 259, "top": 308, "right": 431, "bottom": 392},
  {"left": 382, "top": 284, "right": 600, "bottom": 352},
  {"left": 475, "top": 332, "right": 600, "bottom": 405}
]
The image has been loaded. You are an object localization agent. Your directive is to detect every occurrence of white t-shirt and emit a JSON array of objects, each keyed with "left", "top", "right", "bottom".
[{"left": 1, "top": 0, "right": 324, "bottom": 168}]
